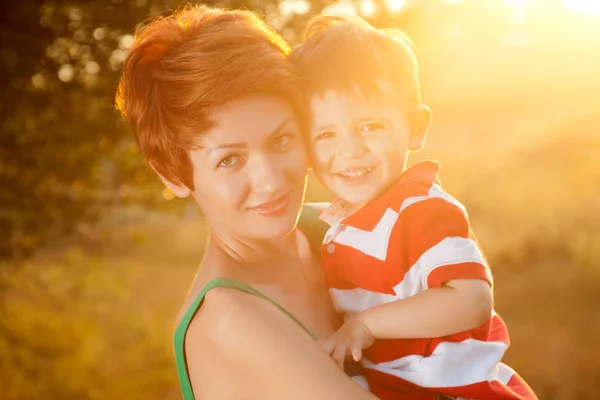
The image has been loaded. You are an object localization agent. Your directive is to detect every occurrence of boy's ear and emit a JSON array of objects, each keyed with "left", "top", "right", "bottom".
[
  {"left": 150, "top": 163, "right": 191, "bottom": 198},
  {"left": 408, "top": 105, "right": 432, "bottom": 152}
]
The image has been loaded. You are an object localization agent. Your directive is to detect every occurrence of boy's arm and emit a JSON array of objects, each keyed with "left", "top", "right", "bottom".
[
  {"left": 321, "top": 197, "right": 493, "bottom": 365},
  {"left": 322, "top": 279, "right": 492, "bottom": 366},
  {"left": 359, "top": 278, "right": 492, "bottom": 340},
  {"left": 363, "top": 197, "right": 493, "bottom": 339}
]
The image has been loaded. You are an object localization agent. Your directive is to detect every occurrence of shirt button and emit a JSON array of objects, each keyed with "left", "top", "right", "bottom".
[{"left": 327, "top": 243, "right": 335, "bottom": 254}]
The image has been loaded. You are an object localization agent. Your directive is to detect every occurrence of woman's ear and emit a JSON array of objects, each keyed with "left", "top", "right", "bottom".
[
  {"left": 408, "top": 105, "right": 432, "bottom": 152},
  {"left": 150, "top": 163, "right": 191, "bottom": 198}
]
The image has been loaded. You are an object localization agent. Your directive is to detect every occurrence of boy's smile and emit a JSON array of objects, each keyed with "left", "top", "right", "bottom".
[
  {"left": 308, "top": 88, "right": 430, "bottom": 211},
  {"left": 335, "top": 166, "right": 376, "bottom": 185}
]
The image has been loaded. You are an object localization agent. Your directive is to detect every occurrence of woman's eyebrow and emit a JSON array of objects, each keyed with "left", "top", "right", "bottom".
[
  {"left": 263, "top": 118, "right": 292, "bottom": 141},
  {"left": 208, "top": 142, "right": 246, "bottom": 153},
  {"left": 207, "top": 119, "right": 291, "bottom": 153}
]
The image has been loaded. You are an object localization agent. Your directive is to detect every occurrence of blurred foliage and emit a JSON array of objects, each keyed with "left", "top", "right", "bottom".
[
  {"left": 1, "top": 0, "right": 153, "bottom": 261},
  {"left": 2, "top": 0, "right": 598, "bottom": 261},
  {"left": 1, "top": 0, "right": 600, "bottom": 399}
]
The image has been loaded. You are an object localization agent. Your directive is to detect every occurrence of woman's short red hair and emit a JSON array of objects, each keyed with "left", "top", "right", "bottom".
[{"left": 116, "top": 5, "right": 298, "bottom": 189}]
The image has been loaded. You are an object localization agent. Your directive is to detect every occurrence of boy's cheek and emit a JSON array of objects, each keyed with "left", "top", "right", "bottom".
[
  {"left": 309, "top": 150, "right": 333, "bottom": 173},
  {"left": 307, "top": 146, "right": 327, "bottom": 168},
  {"left": 308, "top": 155, "right": 326, "bottom": 175},
  {"left": 307, "top": 151, "right": 333, "bottom": 182}
]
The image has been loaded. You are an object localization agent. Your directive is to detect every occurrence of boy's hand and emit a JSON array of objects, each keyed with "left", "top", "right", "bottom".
[{"left": 319, "top": 314, "right": 375, "bottom": 369}]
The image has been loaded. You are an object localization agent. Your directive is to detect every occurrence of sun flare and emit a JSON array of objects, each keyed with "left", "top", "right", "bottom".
[{"left": 563, "top": 0, "right": 600, "bottom": 16}]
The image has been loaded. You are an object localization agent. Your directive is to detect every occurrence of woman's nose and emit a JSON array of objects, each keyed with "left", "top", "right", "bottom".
[{"left": 247, "top": 154, "right": 286, "bottom": 194}]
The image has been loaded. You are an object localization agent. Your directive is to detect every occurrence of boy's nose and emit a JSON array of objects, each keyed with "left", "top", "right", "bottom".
[{"left": 337, "top": 136, "right": 367, "bottom": 160}]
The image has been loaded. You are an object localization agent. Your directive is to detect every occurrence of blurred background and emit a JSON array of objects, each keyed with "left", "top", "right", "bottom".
[{"left": 1, "top": 0, "right": 599, "bottom": 399}]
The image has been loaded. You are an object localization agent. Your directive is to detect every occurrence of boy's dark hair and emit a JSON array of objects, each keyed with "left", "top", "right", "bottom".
[{"left": 291, "top": 14, "right": 421, "bottom": 107}]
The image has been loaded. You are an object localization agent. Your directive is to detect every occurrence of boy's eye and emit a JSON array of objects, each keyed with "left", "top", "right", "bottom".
[
  {"left": 314, "top": 132, "right": 334, "bottom": 141},
  {"left": 272, "top": 133, "right": 292, "bottom": 148},
  {"left": 218, "top": 155, "right": 241, "bottom": 168},
  {"left": 360, "top": 123, "right": 384, "bottom": 132}
]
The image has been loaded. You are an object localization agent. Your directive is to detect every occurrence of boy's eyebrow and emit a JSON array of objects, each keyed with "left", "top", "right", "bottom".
[{"left": 354, "top": 115, "right": 391, "bottom": 125}]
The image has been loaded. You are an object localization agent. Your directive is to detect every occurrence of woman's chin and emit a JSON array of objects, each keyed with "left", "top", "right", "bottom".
[{"left": 247, "top": 212, "right": 300, "bottom": 239}]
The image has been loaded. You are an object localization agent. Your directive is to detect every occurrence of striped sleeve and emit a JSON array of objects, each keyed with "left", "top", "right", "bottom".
[{"left": 395, "top": 189, "right": 493, "bottom": 289}]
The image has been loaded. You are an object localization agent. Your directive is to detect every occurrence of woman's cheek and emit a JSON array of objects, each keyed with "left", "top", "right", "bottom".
[{"left": 193, "top": 167, "right": 247, "bottom": 213}]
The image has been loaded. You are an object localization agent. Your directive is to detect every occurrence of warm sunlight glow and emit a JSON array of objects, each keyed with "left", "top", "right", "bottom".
[
  {"left": 504, "top": 0, "right": 527, "bottom": 6},
  {"left": 447, "top": 0, "right": 600, "bottom": 17},
  {"left": 360, "top": 0, "right": 376, "bottom": 17},
  {"left": 385, "top": 0, "right": 408, "bottom": 13},
  {"left": 563, "top": 0, "right": 600, "bottom": 16},
  {"left": 322, "top": 0, "right": 358, "bottom": 16}
]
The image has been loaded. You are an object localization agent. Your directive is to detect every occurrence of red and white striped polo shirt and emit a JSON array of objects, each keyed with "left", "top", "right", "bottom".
[{"left": 320, "top": 161, "right": 536, "bottom": 400}]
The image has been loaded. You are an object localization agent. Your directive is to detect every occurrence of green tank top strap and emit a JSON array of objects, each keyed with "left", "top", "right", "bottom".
[
  {"left": 174, "top": 277, "right": 317, "bottom": 399},
  {"left": 173, "top": 205, "right": 330, "bottom": 399}
]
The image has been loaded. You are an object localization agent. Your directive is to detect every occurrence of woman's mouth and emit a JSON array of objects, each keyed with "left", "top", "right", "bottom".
[{"left": 249, "top": 192, "right": 291, "bottom": 217}]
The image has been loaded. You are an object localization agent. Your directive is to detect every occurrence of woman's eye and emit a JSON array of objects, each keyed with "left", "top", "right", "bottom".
[
  {"left": 361, "top": 123, "right": 384, "bottom": 132},
  {"left": 314, "top": 132, "right": 335, "bottom": 141},
  {"left": 273, "top": 134, "right": 292, "bottom": 148},
  {"left": 218, "top": 155, "right": 240, "bottom": 168}
]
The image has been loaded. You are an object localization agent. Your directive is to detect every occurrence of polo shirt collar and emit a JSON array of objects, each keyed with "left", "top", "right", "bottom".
[{"left": 320, "top": 160, "right": 441, "bottom": 231}]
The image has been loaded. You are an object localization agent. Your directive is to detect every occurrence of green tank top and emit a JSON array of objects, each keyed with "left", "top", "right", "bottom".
[{"left": 173, "top": 205, "right": 329, "bottom": 400}]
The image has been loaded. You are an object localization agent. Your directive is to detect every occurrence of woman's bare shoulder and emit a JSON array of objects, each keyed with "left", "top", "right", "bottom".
[
  {"left": 182, "top": 287, "right": 262, "bottom": 398},
  {"left": 184, "top": 288, "right": 376, "bottom": 399},
  {"left": 185, "top": 286, "right": 287, "bottom": 357},
  {"left": 187, "top": 287, "right": 251, "bottom": 335}
]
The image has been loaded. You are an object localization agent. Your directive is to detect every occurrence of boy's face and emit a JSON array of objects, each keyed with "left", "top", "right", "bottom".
[{"left": 308, "top": 88, "right": 429, "bottom": 210}]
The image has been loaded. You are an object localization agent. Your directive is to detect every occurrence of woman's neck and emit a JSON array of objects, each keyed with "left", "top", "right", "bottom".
[
  {"left": 207, "top": 225, "right": 308, "bottom": 269},
  {"left": 198, "top": 225, "right": 322, "bottom": 299}
]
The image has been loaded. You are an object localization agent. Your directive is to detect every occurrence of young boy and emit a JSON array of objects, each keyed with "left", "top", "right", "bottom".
[{"left": 291, "top": 15, "right": 537, "bottom": 400}]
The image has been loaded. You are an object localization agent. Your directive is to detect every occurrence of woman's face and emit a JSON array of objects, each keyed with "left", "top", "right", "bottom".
[{"left": 187, "top": 95, "right": 308, "bottom": 240}]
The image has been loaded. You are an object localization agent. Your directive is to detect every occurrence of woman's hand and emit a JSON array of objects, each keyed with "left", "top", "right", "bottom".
[{"left": 319, "top": 314, "right": 375, "bottom": 368}]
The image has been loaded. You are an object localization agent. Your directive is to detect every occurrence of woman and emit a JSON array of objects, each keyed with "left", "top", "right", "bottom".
[{"left": 116, "top": 5, "right": 376, "bottom": 400}]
